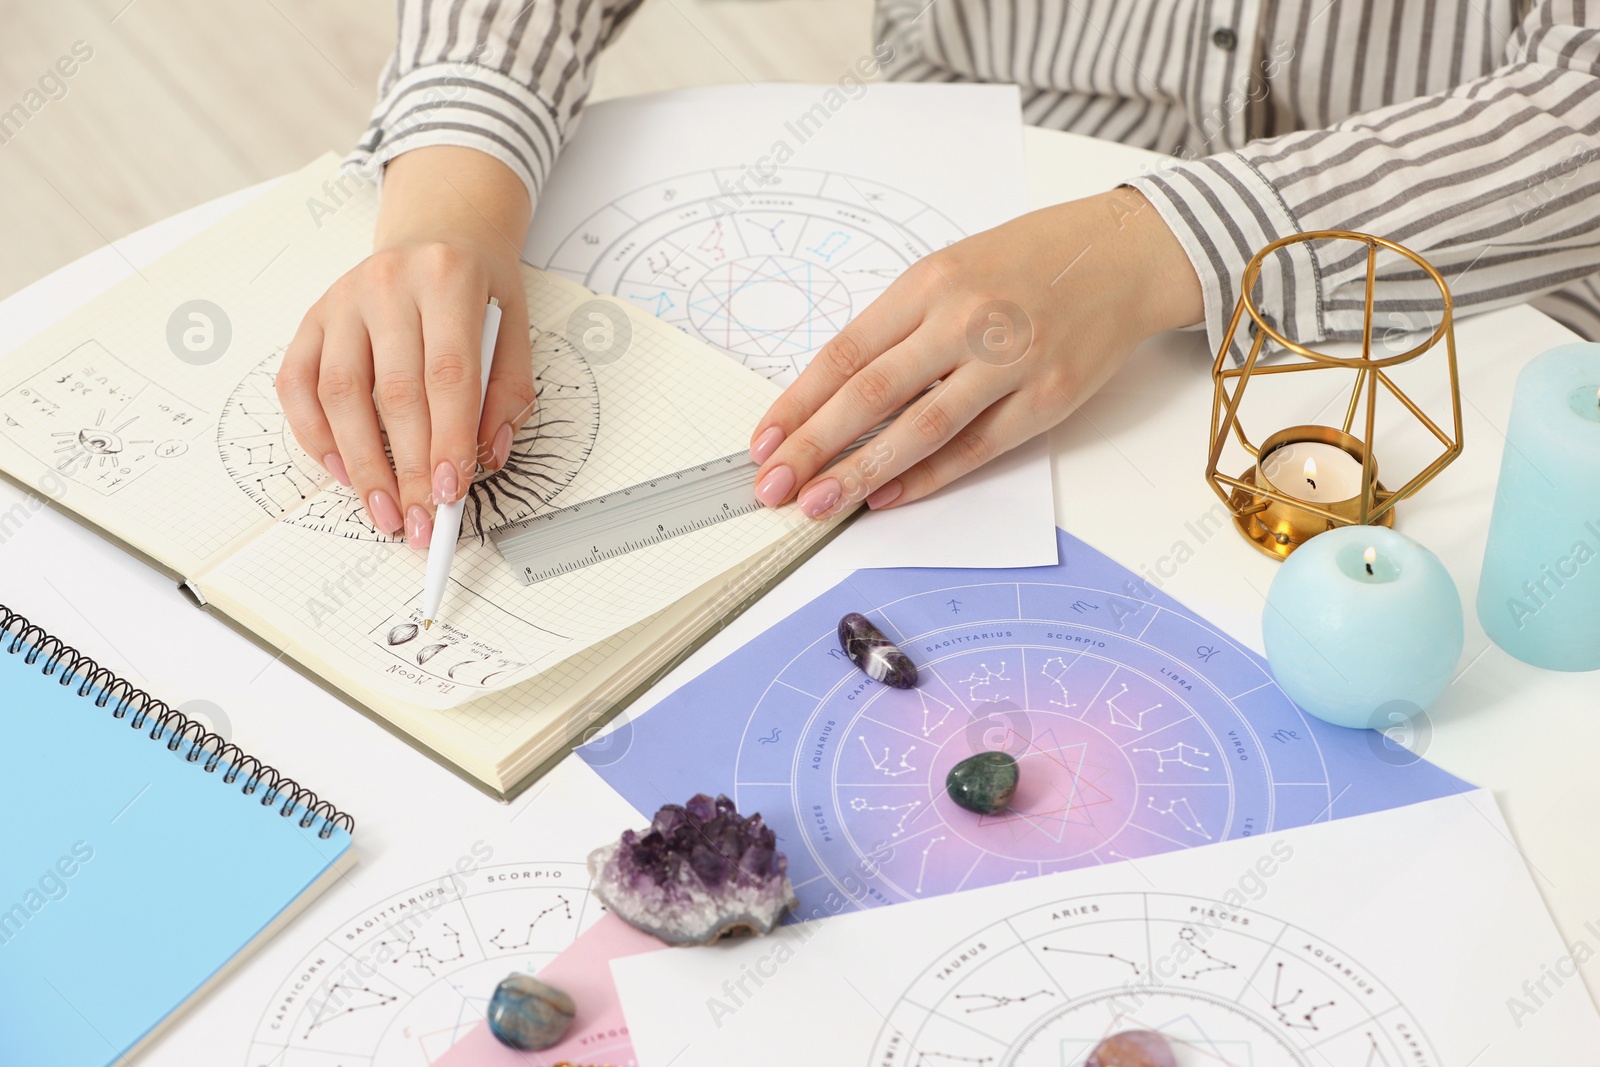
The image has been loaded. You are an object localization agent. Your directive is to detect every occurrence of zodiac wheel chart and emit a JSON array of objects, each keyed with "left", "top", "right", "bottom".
[
  {"left": 721, "top": 570, "right": 1341, "bottom": 913},
  {"left": 216, "top": 331, "right": 601, "bottom": 540},
  {"left": 868, "top": 891, "right": 1437, "bottom": 1066},
  {"left": 246, "top": 861, "right": 594, "bottom": 1067},
  {"left": 541, "top": 167, "right": 966, "bottom": 383}
]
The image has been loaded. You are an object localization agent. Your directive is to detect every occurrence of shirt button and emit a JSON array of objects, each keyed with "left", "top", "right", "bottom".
[{"left": 1212, "top": 26, "right": 1238, "bottom": 51}]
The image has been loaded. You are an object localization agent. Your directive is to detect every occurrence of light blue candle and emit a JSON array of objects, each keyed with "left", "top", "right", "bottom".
[
  {"left": 1477, "top": 343, "right": 1600, "bottom": 671},
  {"left": 1263, "top": 526, "right": 1464, "bottom": 729}
]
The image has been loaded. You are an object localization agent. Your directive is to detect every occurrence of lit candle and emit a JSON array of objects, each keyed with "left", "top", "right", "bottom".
[
  {"left": 1477, "top": 343, "right": 1600, "bottom": 670},
  {"left": 1260, "top": 439, "right": 1366, "bottom": 502},
  {"left": 1263, "top": 526, "right": 1464, "bottom": 729}
]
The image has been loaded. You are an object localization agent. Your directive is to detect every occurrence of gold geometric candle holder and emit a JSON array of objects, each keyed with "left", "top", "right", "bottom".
[{"left": 1204, "top": 231, "right": 1465, "bottom": 560}]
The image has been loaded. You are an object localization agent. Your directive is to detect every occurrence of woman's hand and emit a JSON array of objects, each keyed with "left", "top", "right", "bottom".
[
  {"left": 277, "top": 146, "right": 535, "bottom": 547},
  {"left": 747, "top": 188, "right": 1205, "bottom": 515}
]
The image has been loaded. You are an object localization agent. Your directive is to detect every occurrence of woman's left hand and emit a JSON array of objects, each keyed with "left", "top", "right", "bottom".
[{"left": 746, "top": 187, "right": 1205, "bottom": 516}]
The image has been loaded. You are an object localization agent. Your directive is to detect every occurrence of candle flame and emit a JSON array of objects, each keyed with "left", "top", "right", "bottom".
[
  {"left": 1304, "top": 457, "right": 1317, "bottom": 480},
  {"left": 1363, "top": 546, "right": 1377, "bottom": 565}
]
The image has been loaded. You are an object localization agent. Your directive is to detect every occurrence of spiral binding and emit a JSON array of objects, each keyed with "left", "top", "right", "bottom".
[{"left": 0, "top": 603, "right": 355, "bottom": 840}]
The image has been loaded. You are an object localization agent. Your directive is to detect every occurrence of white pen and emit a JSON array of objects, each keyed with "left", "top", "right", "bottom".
[{"left": 422, "top": 296, "right": 502, "bottom": 630}]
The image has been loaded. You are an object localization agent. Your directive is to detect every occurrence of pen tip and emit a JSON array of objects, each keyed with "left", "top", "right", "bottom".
[{"left": 423, "top": 619, "right": 432, "bottom": 630}]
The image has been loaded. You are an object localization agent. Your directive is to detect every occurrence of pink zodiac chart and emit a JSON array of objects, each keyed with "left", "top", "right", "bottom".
[{"left": 582, "top": 529, "right": 1469, "bottom": 915}]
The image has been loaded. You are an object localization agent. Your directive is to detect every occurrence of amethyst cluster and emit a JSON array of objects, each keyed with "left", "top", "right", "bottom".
[{"left": 588, "top": 793, "right": 798, "bottom": 945}]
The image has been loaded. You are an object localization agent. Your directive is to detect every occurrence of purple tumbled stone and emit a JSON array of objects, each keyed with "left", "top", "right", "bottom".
[
  {"left": 1085, "top": 1030, "right": 1177, "bottom": 1067},
  {"left": 839, "top": 612, "right": 918, "bottom": 688},
  {"left": 588, "top": 793, "right": 798, "bottom": 945}
]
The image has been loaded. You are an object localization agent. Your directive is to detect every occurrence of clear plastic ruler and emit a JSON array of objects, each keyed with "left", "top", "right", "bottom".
[{"left": 489, "top": 450, "right": 765, "bottom": 585}]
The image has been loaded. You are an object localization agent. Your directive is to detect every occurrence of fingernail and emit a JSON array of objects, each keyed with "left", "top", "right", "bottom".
[
  {"left": 368, "top": 490, "right": 403, "bottom": 535},
  {"left": 405, "top": 505, "right": 433, "bottom": 548},
  {"left": 491, "top": 423, "right": 514, "bottom": 469},
  {"left": 433, "top": 460, "right": 459, "bottom": 504},
  {"left": 866, "top": 480, "right": 903, "bottom": 510},
  {"left": 755, "top": 465, "right": 796, "bottom": 507},
  {"left": 798, "top": 478, "right": 841, "bottom": 518},
  {"left": 323, "top": 453, "right": 351, "bottom": 487},
  {"left": 751, "top": 426, "right": 785, "bottom": 464}
]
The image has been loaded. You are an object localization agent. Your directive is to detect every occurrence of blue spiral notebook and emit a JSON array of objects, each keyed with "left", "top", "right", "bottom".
[{"left": 0, "top": 604, "right": 355, "bottom": 1067}]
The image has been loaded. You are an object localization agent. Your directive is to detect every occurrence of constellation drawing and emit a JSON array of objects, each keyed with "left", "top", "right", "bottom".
[
  {"left": 915, "top": 835, "right": 946, "bottom": 894},
  {"left": 1176, "top": 927, "right": 1238, "bottom": 980},
  {"left": 0, "top": 342, "right": 207, "bottom": 496},
  {"left": 1040, "top": 945, "right": 1141, "bottom": 975},
  {"left": 249, "top": 863, "right": 590, "bottom": 1066},
  {"left": 216, "top": 332, "right": 600, "bottom": 541},
  {"left": 489, "top": 894, "right": 575, "bottom": 951},
  {"left": 850, "top": 796, "right": 922, "bottom": 837},
  {"left": 1132, "top": 741, "right": 1211, "bottom": 772},
  {"left": 958, "top": 662, "right": 1010, "bottom": 702},
  {"left": 860, "top": 737, "right": 918, "bottom": 778},
  {"left": 543, "top": 167, "right": 965, "bottom": 384},
  {"left": 954, "top": 990, "right": 1054, "bottom": 1013},
  {"left": 1039, "top": 656, "right": 1078, "bottom": 709},
  {"left": 1148, "top": 797, "right": 1212, "bottom": 840},
  {"left": 868, "top": 892, "right": 1437, "bottom": 1067},
  {"left": 1269, "top": 962, "right": 1335, "bottom": 1031},
  {"left": 1105, "top": 683, "right": 1161, "bottom": 730},
  {"left": 302, "top": 984, "right": 399, "bottom": 1038},
  {"left": 376, "top": 923, "right": 466, "bottom": 976},
  {"left": 916, "top": 690, "right": 956, "bottom": 736}
]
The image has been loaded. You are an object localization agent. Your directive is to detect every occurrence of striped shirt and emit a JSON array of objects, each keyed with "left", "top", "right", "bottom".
[{"left": 353, "top": 1, "right": 1600, "bottom": 354}]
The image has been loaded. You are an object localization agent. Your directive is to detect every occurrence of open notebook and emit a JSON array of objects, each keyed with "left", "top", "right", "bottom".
[
  {"left": 0, "top": 157, "right": 844, "bottom": 798},
  {"left": 0, "top": 603, "right": 354, "bottom": 1067}
]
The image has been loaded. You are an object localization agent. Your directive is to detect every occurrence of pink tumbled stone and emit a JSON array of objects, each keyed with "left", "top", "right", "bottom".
[{"left": 1086, "top": 1030, "right": 1177, "bottom": 1067}]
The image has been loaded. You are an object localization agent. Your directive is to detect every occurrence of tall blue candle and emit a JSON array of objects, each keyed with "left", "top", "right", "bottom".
[{"left": 1477, "top": 343, "right": 1600, "bottom": 671}]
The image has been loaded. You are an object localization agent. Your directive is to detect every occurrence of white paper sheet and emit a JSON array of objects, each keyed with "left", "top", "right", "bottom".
[
  {"left": 525, "top": 83, "right": 1057, "bottom": 572},
  {"left": 615, "top": 791, "right": 1600, "bottom": 1065}
]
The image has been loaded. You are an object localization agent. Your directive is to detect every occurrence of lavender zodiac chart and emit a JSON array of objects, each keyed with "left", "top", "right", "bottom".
[{"left": 583, "top": 530, "right": 1468, "bottom": 915}]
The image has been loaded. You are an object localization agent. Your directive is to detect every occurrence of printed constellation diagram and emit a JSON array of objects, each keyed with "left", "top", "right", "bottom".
[
  {"left": 542, "top": 168, "right": 965, "bottom": 384},
  {"left": 726, "top": 576, "right": 1336, "bottom": 914},
  {"left": 246, "top": 862, "right": 591, "bottom": 1067},
  {"left": 0, "top": 342, "right": 207, "bottom": 495},
  {"left": 216, "top": 332, "right": 600, "bottom": 540},
  {"left": 870, "top": 892, "right": 1436, "bottom": 1067},
  {"left": 584, "top": 530, "right": 1465, "bottom": 924}
]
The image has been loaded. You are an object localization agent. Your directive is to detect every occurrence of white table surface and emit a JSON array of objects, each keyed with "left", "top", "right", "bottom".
[{"left": 2, "top": 124, "right": 1596, "bottom": 1041}]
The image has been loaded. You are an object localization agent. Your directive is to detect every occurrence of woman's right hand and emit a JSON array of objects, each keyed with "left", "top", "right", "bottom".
[{"left": 276, "top": 146, "right": 535, "bottom": 548}]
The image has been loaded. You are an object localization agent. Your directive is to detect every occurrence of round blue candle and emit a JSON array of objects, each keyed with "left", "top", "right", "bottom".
[
  {"left": 1477, "top": 343, "right": 1600, "bottom": 671},
  {"left": 1263, "top": 526, "right": 1464, "bottom": 729}
]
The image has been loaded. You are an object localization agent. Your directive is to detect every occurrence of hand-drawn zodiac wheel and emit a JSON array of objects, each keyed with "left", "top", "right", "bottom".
[{"left": 217, "top": 332, "right": 601, "bottom": 541}]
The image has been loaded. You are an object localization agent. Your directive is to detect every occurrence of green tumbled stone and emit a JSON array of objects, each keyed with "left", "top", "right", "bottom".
[{"left": 945, "top": 752, "right": 1019, "bottom": 815}]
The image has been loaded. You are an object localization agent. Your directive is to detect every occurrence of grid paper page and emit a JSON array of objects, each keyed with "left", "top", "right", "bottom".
[
  {"left": 195, "top": 176, "right": 812, "bottom": 710},
  {"left": 0, "top": 157, "right": 378, "bottom": 578}
]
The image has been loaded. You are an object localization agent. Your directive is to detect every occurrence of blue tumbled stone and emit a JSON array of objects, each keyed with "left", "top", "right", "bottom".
[{"left": 488, "top": 973, "right": 576, "bottom": 1051}]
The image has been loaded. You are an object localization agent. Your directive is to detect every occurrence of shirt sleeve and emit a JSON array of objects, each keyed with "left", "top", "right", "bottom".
[
  {"left": 1127, "top": 1, "right": 1600, "bottom": 362},
  {"left": 348, "top": 0, "right": 647, "bottom": 210}
]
